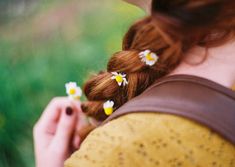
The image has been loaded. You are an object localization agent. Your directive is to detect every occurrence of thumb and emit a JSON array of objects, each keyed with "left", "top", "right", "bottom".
[{"left": 50, "top": 107, "right": 77, "bottom": 152}]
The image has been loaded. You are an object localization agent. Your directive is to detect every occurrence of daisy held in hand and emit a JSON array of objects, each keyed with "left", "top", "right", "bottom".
[
  {"left": 103, "top": 100, "right": 115, "bottom": 116},
  {"left": 139, "top": 50, "right": 159, "bottom": 66},
  {"left": 111, "top": 72, "right": 128, "bottom": 86},
  {"left": 65, "top": 82, "right": 82, "bottom": 100}
]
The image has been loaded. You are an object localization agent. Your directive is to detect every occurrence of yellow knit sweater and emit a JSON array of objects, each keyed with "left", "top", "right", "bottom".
[{"left": 65, "top": 113, "right": 235, "bottom": 167}]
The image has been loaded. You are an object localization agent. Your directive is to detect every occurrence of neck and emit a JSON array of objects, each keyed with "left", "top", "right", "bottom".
[{"left": 170, "top": 41, "right": 235, "bottom": 89}]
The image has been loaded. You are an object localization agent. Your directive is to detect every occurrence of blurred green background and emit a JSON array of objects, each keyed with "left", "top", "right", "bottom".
[{"left": 0, "top": 0, "right": 144, "bottom": 166}]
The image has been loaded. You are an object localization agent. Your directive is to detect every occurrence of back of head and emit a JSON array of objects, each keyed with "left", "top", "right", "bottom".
[{"left": 82, "top": 0, "right": 235, "bottom": 121}]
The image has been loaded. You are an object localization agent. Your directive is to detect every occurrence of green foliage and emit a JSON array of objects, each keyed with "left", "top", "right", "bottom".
[{"left": 0, "top": 0, "right": 144, "bottom": 166}]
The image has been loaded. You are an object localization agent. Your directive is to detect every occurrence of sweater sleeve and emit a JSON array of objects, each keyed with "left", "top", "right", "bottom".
[{"left": 64, "top": 113, "right": 235, "bottom": 167}]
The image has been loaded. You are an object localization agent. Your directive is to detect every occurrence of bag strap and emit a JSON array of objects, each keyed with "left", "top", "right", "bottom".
[{"left": 103, "top": 75, "right": 235, "bottom": 145}]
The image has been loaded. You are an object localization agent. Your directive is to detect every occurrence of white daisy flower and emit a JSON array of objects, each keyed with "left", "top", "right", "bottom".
[
  {"left": 103, "top": 100, "right": 114, "bottom": 116},
  {"left": 111, "top": 72, "right": 128, "bottom": 86},
  {"left": 65, "top": 82, "right": 82, "bottom": 100},
  {"left": 139, "top": 50, "right": 159, "bottom": 66}
]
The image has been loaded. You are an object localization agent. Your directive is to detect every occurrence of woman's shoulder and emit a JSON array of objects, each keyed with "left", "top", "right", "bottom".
[{"left": 65, "top": 113, "right": 235, "bottom": 167}]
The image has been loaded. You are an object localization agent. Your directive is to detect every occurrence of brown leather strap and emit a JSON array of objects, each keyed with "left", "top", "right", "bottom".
[{"left": 103, "top": 75, "right": 235, "bottom": 145}]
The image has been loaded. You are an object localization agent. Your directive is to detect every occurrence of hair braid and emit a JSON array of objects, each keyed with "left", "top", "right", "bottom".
[
  {"left": 81, "top": 0, "right": 235, "bottom": 122},
  {"left": 81, "top": 17, "right": 181, "bottom": 121}
]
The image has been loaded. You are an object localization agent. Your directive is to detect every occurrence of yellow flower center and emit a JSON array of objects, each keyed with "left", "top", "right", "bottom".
[
  {"left": 146, "top": 53, "right": 154, "bottom": 61},
  {"left": 115, "top": 75, "right": 123, "bottom": 83},
  {"left": 69, "top": 88, "right": 76, "bottom": 95},
  {"left": 104, "top": 107, "right": 113, "bottom": 116}
]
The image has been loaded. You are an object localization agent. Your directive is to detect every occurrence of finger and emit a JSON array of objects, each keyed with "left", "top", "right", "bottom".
[
  {"left": 72, "top": 117, "right": 92, "bottom": 150},
  {"left": 40, "top": 98, "right": 81, "bottom": 125},
  {"left": 70, "top": 100, "right": 83, "bottom": 117},
  {"left": 37, "top": 97, "right": 81, "bottom": 133},
  {"left": 38, "top": 97, "right": 70, "bottom": 125},
  {"left": 50, "top": 107, "right": 77, "bottom": 152},
  {"left": 72, "top": 134, "right": 81, "bottom": 150}
]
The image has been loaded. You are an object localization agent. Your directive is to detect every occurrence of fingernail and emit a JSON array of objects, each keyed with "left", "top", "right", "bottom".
[{"left": 66, "top": 107, "right": 73, "bottom": 116}]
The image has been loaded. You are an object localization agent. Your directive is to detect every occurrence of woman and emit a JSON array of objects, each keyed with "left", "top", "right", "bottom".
[{"left": 33, "top": 0, "right": 235, "bottom": 166}]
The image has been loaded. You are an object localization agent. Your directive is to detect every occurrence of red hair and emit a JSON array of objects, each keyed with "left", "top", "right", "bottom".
[{"left": 82, "top": 0, "right": 235, "bottom": 121}]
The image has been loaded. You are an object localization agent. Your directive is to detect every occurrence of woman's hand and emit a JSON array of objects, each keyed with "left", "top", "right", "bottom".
[{"left": 33, "top": 97, "right": 83, "bottom": 167}]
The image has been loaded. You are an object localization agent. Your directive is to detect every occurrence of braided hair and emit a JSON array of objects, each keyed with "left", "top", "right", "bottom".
[{"left": 81, "top": 0, "right": 235, "bottom": 121}]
